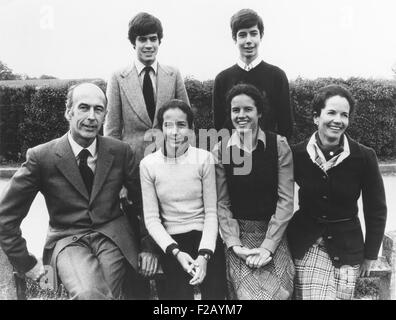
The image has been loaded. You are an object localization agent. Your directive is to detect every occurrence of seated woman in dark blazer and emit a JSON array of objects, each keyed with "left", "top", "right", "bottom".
[
  {"left": 288, "top": 84, "right": 387, "bottom": 300},
  {"left": 214, "top": 83, "right": 295, "bottom": 300}
]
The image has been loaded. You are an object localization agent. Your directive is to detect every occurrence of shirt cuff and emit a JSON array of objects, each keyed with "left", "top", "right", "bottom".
[
  {"left": 260, "top": 238, "right": 277, "bottom": 254},
  {"left": 224, "top": 237, "right": 243, "bottom": 249}
]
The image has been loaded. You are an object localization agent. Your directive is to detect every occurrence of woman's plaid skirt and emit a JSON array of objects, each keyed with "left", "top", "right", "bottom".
[
  {"left": 225, "top": 219, "right": 295, "bottom": 300},
  {"left": 293, "top": 239, "right": 360, "bottom": 300}
]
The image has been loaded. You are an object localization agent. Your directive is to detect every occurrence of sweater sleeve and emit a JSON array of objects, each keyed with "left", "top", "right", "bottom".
[
  {"left": 139, "top": 160, "right": 177, "bottom": 253},
  {"left": 274, "top": 69, "right": 293, "bottom": 140},
  {"left": 198, "top": 152, "right": 219, "bottom": 253},
  {"left": 213, "top": 74, "right": 226, "bottom": 131},
  {"left": 213, "top": 143, "right": 242, "bottom": 249},
  {"left": 361, "top": 147, "right": 387, "bottom": 260},
  {"left": 260, "top": 135, "right": 294, "bottom": 253},
  {"left": 0, "top": 148, "right": 40, "bottom": 273}
]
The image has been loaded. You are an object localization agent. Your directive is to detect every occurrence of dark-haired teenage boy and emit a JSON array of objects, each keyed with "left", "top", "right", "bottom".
[
  {"left": 213, "top": 8, "right": 293, "bottom": 140},
  {"left": 105, "top": 12, "right": 190, "bottom": 162}
]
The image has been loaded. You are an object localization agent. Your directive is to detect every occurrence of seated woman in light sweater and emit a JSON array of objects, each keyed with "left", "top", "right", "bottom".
[{"left": 140, "top": 99, "right": 226, "bottom": 300}]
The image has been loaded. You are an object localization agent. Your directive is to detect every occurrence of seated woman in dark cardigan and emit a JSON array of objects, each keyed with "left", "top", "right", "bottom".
[
  {"left": 214, "top": 83, "right": 295, "bottom": 300},
  {"left": 287, "top": 84, "right": 387, "bottom": 300}
]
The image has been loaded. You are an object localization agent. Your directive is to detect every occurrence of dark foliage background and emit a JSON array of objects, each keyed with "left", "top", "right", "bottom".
[{"left": 0, "top": 77, "right": 395, "bottom": 161}]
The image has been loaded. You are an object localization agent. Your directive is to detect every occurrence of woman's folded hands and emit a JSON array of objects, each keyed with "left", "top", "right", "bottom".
[{"left": 232, "top": 245, "right": 272, "bottom": 268}]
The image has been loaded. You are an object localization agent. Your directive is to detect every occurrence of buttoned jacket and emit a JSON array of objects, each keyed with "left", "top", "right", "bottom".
[
  {"left": 104, "top": 63, "right": 190, "bottom": 164},
  {"left": 0, "top": 134, "right": 141, "bottom": 279},
  {"left": 287, "top": 136, "right": 387, "bottom": 266}
]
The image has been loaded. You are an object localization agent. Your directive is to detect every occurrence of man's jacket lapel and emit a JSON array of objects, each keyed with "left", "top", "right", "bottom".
[
  {"left": 120, "top": 65, "right": 152, "bottom": 127},
  {"left": 153, "top": 64, "right": 174, "bottom": 128},
  {"left": 55, "top": 134, "right": 89, "bottom": 200},
  {"left": 90, "top": 136, "right": 114, "bottom": 204}
]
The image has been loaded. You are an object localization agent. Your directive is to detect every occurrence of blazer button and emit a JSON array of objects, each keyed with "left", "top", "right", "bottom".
[
  {"left": 72, "top": 236, "right": 78, "bottom": 241},
  {"left": 322, "top": 175, "right": 327, "bottom": 180},
  {"left": 333, "top": 256, "right": 340, "bottom": 261},
  {"left": 327, "top": 235, "right": 333, "bottom": 240},
  {"left": 322, "top": 195, "right": 328, "bottom": 200}
]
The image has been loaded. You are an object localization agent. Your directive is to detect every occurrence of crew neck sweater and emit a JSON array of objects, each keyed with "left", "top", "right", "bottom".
[
  {"left": 139, "top": 146, "right": 218, "bottom": 253},
  {"left": 213, "top": 61, "right": 293, "bottom": 139}
]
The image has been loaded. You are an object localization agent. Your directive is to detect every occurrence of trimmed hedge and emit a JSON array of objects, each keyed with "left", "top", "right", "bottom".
[
  {"left": 0, "top": 79, "right": 106, "bottom": 162},
  {"left": 289, "top": 77, "right": 396, "bottom": 157},
  {"left": 0, "top": 77, "right": 395, "bottom": 162},
  {"left": 0, "top": 85, "right": 36, "bottom": 161},
  {"left": 18, "top": 86, "right": 69, "bottom": 156},
  {"left": 184, "top": 77, "right": 214, "bottom": 130}
]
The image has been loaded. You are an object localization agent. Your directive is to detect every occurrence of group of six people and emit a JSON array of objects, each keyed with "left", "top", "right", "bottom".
[{"left": 0, "top": 9, "right": 387, "bottom": 300}]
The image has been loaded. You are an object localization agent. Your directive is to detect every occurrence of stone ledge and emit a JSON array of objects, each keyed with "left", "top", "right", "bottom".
[
  {"left": 380, "top": 164, "right": 396, "bottom": 175},
  {"left": 0, "top": 247, "right": 17, "bottom": 300},
  {"left": 368, "top": 256, "right": 392, "bottom": 277},
  {"left": 0, "top": 168, "right": 18, "bottom": 179}
]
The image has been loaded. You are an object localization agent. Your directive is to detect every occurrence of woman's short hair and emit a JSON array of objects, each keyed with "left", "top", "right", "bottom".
[
  {"left": 225, "top": 83, "right": 268, "bottom": 117},
  {"left": 128, "top": 12, "right": 163, "bottom": 46},
  {"left": 230, "top": 9, "right": 264, "bottom": 41},
  {"left": 312, "top": 84, "right": 356, "bottom": 116},
  {"left": 157, "top": 99, "right": 194, "bottom": 129}
]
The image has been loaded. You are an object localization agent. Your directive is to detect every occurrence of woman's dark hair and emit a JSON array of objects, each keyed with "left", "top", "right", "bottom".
[
  {"left": 157, "top": 99, "right": 194, "bottom": 129},
  {"left": 312, "top": 84, "right": 356, "bottom": 116},
  {"left": 230, "top": 9, "right": 264, "bottom": 41},
  {"left": 128, "top": 12, "right": 163, "bottom": 46},
  {"left": 225, "top": 83, "right": 268, "bottom": 117}
]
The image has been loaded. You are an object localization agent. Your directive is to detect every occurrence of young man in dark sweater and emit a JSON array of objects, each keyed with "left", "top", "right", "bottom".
[{"left": 212, "top": 8, "right": 294, "bottom": 140}]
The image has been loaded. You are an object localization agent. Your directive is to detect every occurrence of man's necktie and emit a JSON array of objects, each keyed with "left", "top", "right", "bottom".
[
  {"left": 143, "top": 66, "right": 155, "bottom": 123},
  {"left": 78, "top": 149, "right": 94, "bottom": 195}
]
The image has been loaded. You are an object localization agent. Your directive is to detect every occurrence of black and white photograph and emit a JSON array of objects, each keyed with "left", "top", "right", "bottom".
[{"left": 0, "top": 0, "right": 395, "bottom": 305}]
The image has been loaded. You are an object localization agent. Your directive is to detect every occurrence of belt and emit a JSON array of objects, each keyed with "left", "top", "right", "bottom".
[{"left": 315, "top": 216, "right": 356, "bottom": 224}]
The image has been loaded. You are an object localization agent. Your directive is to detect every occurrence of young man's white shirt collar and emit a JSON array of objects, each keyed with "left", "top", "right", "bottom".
[
  {"left": 237, "top": 56, "right": 262, "bottom": 71},
  {"left": 134, "top": 59, "right": 158, "bottom": 97},
  {"left": 135, "top": 59, "right": 158, "bottom": 75},
  {"left": 67, "top": 132, "right": 97, "bottom": 172},
  {"left": 227, "top": 128, "right": 266, "bottom": 153}
]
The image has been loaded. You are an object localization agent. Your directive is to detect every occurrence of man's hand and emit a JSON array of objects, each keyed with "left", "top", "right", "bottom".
[
  {"left": 138, "top": 252, "right": 159, "bottom": 278},
  {"left": 189, "top": 255, "right": 208, "bottom": 286},
  {"left": 232, "top": 245, "right": 256, "bottom": 262},
  {"left": 25, "top": 259, "right": 45, "bottom": 281},
  {"left": 245, "top": 247, "right": 272, "bottom": 269},
  {"left": 359, "top": 259, "right": 376, "bottom": 277}
]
